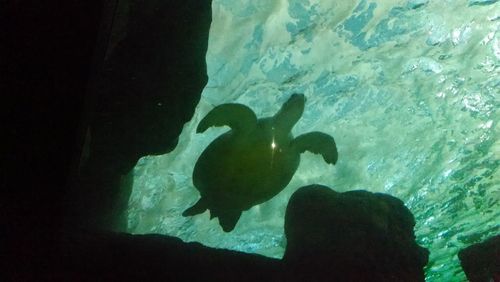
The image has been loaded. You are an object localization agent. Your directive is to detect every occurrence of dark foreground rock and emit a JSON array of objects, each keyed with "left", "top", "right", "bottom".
[
  {"left": 55, "top": 230, "right": 283, "bottom": 281},
  {"left": 458, "top": 235, "right": 500, "bottom": 282},
  {"left": 283, "top": 185, "right": 429, "bottom": 282},
  {"left": 31, "top": 186, "right": 430, "bottom": 281},
  {"left": 64, "top": 0, "right": 213, "bottom": 231}
]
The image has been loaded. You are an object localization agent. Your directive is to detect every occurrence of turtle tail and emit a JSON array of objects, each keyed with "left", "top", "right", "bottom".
[
  {"left": 217, "top": 210, "right": 242, "bottom": 232},
  {"left": 182, "top": 198, "right": 208, "bottom": 216}
]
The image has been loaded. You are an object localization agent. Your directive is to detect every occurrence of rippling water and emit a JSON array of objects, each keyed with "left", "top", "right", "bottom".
[{"left": 128, "top": 1, "right": 499, "bottom": 280}]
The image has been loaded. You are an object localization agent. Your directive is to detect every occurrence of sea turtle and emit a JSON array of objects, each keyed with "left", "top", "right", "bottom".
[{"left": 183, "top": 93, "right": 338, "bottom": 232}]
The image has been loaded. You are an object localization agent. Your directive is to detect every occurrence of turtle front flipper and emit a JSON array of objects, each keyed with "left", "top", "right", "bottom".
[
  {"left": 197, "top": 104, "right": 257, "bottom": 133},
  {"left": 217, "top": 210, "right": 242, "bottom": 232},
  {"left": 292, "top": 132, "right": 338, "bottom": 164},
  {"left": 182, "top": 198, "right": 208, "bottom": 216}
]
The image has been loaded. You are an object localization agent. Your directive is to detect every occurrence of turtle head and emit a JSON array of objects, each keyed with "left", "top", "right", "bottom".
[{"left": 274, "top": 93, "right": 306, "bottom": 133}]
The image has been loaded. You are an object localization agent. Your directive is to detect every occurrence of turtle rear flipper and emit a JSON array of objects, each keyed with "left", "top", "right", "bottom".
[
  {"left": 293, "top": 132, "right": 338, "bottom": 164},
  {"left": 182, "top": 198, "right": 208, "bottom": 216},
  {"left": 197, "top": 104, "right": 257, "bottom": 133},
  {"left": 217, "top": 210, "right": 242, "bottom": 232}
]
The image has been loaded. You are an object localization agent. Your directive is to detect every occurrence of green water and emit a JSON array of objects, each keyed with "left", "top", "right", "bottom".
[{"left": 127, "top": 1, "right": 499, "bottom": 280}]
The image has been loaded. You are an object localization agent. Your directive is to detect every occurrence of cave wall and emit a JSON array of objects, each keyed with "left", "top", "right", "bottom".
[{"left": 64, "top": 0, "right": 213, "bottom": 231}]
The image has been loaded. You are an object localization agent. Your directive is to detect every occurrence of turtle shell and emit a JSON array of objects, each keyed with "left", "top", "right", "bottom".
[{"left": 193, "top": 117, "right": 300, "bottom": 212}]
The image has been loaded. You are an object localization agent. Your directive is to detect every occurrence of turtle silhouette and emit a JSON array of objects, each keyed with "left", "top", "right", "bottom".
[{"left": 183, "top": 93, "right": 338, "bottom": 231}]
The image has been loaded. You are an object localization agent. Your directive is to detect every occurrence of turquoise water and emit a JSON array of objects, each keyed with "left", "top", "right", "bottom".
[{"left": 127, "top": 1, "right": 499, "bottom": 280}]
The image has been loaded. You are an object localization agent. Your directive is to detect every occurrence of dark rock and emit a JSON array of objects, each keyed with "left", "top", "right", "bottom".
[
  {"left": 64, "top": 0, "right": 213, "bottom": 231},
  {"left": 4, "top": 0, "right": 213, "bottom": 277},
  {"left": 458, "top": 235, "right": 500, "bottom": 282},
  {"left": 2, "top": 1, "right": 106, "bottom": 280},
  {"left": 48, "top": 230, "right": 282, "bottom": 281},
  {"left": 283, "top": 185, "right": 429, "bottom": 282}
]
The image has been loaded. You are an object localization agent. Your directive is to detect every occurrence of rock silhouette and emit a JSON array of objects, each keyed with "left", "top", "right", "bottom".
[
  {"left": 284, "top": 185, "right": 429, "bottom": 281},
  {"left": 459, "top": 235, "right": 500, "bottom": 282}
]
